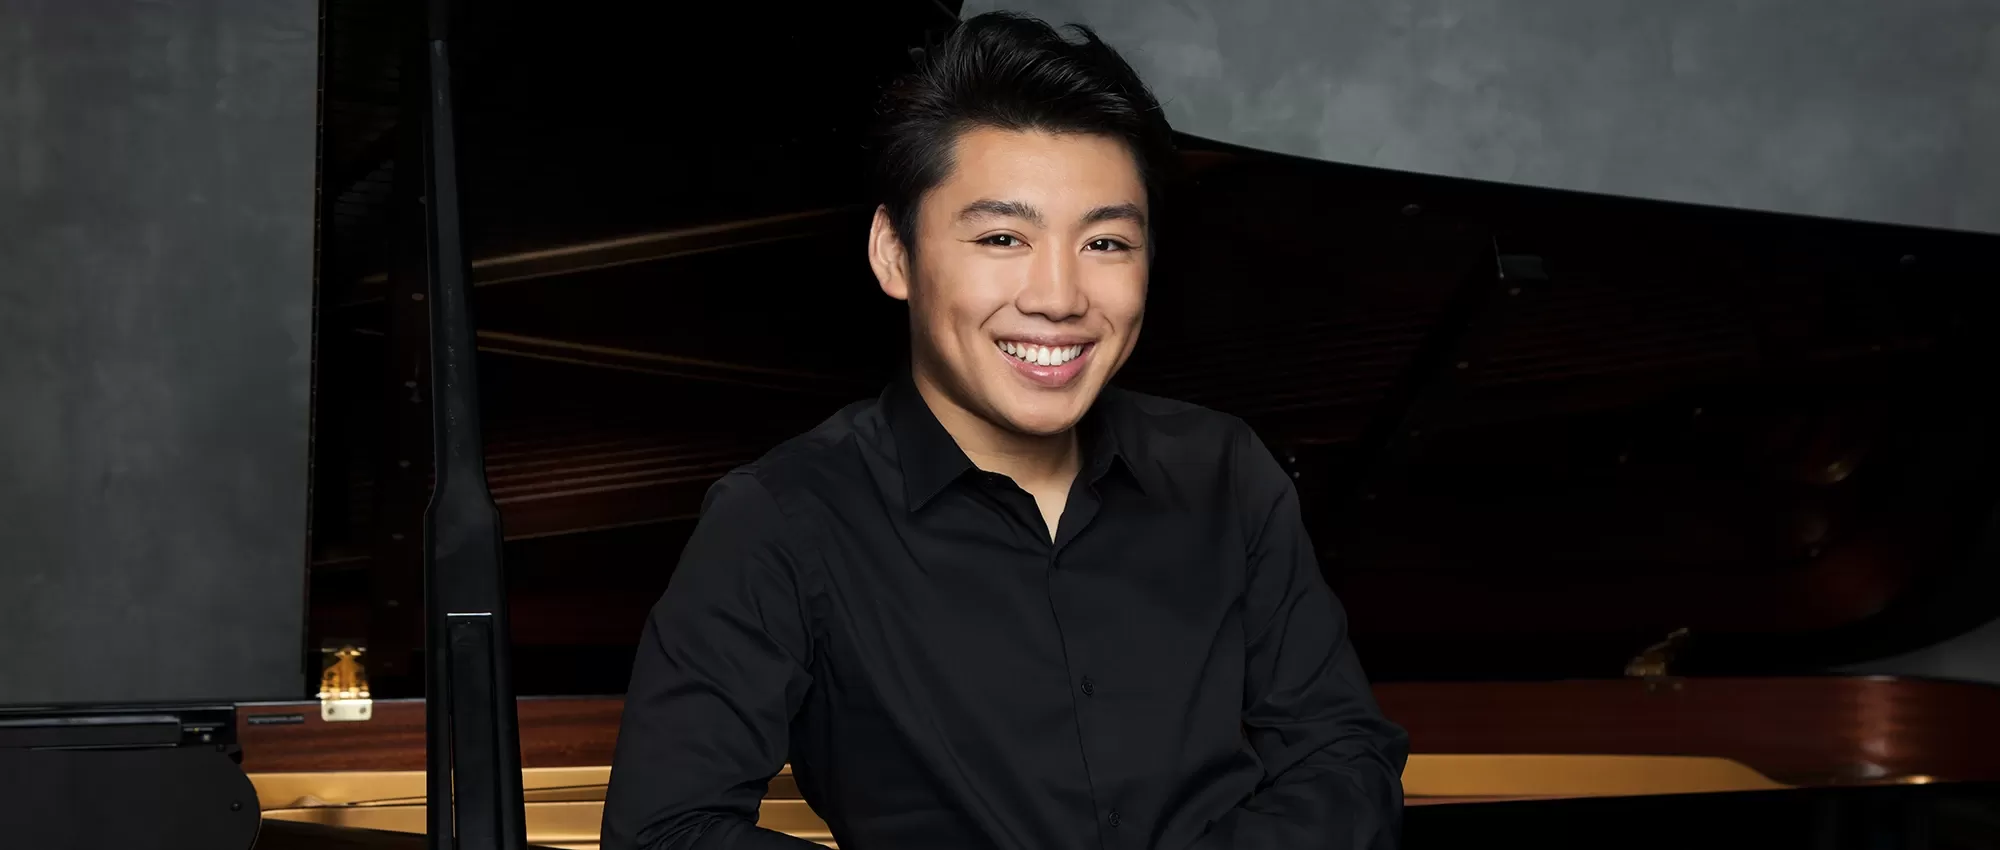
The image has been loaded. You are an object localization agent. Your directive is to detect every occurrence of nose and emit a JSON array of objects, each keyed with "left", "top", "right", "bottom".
[{"left": 1016, "top": 247, "right": 1087, "bottom": 321}]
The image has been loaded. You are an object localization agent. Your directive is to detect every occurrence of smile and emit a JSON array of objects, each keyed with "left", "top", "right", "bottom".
[
  {"left": 993, "top": 339, "right": 1095, "bottom": 389},
  {"left": 997, "top": 340, "right": 1085, "bottom": 366}
]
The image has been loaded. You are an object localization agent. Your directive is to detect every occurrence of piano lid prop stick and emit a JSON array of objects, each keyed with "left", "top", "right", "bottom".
[{"left": 421, "top": 0, "right": 530, "bottom": 847}]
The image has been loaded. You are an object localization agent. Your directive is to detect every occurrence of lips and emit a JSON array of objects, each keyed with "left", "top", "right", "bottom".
[{"left": 994, "top": 339, "right": 1094, "bottom": 389}]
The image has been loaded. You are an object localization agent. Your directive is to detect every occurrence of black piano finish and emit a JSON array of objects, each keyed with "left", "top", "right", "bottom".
[
  {"left": 303, "top": 1, "right": 2000, "bottom": 846},
  {"left": 312, "top": 0, "right": 2000, "bottom": 690}
]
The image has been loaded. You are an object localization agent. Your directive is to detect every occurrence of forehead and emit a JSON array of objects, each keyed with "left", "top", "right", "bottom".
[{"left": 927, "top": 127, "right": 1145, "bottom": 217}]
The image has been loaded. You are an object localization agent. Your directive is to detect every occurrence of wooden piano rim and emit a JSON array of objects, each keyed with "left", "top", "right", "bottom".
[
  {"left": 250, "top": 754, "right": 1813, "bottom": 850},
  {"left": 237, "top": 675, "right": 2000, "bottom": 789},
  {"left": 247, "top": 755, "right": 1797, "bottom": 809}
]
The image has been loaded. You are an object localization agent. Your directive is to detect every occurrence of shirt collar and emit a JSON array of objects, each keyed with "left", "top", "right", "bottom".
[
  {"left": 882, "top": 372, "right": 1150, "bottom": 512},
  {"left": 882, "top": 373, "right": 975, "bottom": 511},
  {"left": 1080, "top": 388, "right": 1149, "bottom": 495}
]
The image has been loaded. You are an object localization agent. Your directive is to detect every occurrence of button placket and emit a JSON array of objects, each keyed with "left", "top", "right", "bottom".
[{"left": 1049, "top": 547, "right": 1106, "bottom": 843}]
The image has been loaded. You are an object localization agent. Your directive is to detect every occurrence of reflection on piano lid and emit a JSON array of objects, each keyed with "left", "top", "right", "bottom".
[{"left": 301, "top": 0, "right": 2000, "bottom": 846}]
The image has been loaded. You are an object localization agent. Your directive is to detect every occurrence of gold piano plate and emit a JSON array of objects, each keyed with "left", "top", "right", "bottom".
[
  {"left": 249, "top": 754, "right": 1785, "bottom": 849},
  {"left": 1402, "top": 754, "right": 1785, "bottom": 801},
  {"left": 254, "top": 766, "right": 833, "bottom": 849}
]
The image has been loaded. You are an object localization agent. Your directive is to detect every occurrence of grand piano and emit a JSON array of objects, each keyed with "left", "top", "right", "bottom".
[{"left": 257, "top": 0, "right": 2000, "bottom": 846}]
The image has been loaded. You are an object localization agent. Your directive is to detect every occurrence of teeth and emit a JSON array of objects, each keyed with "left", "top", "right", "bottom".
[{"left": 997, "top": 342, "right": 1085, "bottom": 367}]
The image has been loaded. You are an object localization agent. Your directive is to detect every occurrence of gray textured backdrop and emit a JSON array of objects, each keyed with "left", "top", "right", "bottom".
[
  {"left": 0, "top": 0, "right": 318, "bottom": 704},
  {"left": 966, "top": 0, "right": 2000, "bottom": 234}
]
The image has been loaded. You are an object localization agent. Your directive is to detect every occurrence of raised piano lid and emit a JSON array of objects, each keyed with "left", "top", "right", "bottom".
[
  {"left": 1146, "top": 140, "right": 2000, "bottom": 684},
  {"left": 311, "top": 0, "right": 954, "bottom": 695},
  {"left": 311, "top": 0, "right": 2000, "bottom": 715},
  {"left": 283, "top": 1, "right": 2000, "bottom": 845}
]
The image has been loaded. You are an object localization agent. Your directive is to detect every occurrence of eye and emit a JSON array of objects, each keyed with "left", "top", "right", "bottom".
[
  {"left": 1085, "top": 238, "right": 1134, "bottom": 253},
  {"left": 978, "top": 234, "right": 1024, "bottom": 248}
]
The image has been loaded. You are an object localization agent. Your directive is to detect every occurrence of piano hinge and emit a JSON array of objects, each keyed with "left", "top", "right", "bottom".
[
  {"left": 1624, "top": 627, "right": 1689, "bottom": 689},
  {"left": 317, "top": 643, "right": 373, "bottom": 722}
]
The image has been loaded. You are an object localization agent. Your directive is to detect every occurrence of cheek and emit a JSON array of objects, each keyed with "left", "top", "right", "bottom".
[
  {"left": 935, "top": 273, "right": 1014, "bottom": 330},
  {"left": 912, "top": 271, "right": 1002, "bottom": 347},
  {"left": 1090, "top": 267, "right": 1149, "bottom": 331}
]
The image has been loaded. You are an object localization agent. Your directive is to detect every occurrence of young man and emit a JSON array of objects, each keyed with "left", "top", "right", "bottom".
[{"left": 603, "top": 12, "right": 1407, "bottom": 850}]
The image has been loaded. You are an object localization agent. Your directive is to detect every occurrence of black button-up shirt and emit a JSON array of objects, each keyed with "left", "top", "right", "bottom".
[{"left": 602, "top": 376, "right": 1409, "bottom": 850}]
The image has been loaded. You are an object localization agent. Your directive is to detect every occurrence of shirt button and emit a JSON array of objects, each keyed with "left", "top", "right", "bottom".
[
  {"left": 1080, "top": 676, "right": 1096, "bottom": 696},
  {"left": 1107, "top": 808, "right": 1122, "bottom": 827}
]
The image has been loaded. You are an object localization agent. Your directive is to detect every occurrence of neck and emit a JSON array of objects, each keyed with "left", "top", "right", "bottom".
[{"left": 912, "top": 366, "right": 1080, "bottom": 491}]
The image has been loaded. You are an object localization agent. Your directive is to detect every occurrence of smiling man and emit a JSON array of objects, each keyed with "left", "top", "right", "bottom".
[{"left": 602, "top": 12, "right": 1408, "bottom": 850}]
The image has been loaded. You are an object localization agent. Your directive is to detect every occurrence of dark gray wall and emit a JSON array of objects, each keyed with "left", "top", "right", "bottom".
[
  {"left": 0, "top": 0, "right": 319, "bottom": 705},
  {"left": 967, "top": 0, "right": 2000, "bottom": 234}
]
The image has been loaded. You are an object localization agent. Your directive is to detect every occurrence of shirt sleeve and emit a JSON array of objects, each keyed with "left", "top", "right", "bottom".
[
  {"left": 601, "top": 471, "right": 824, "bottom": 850},
  {"left": 1188, "top": 427, "right": 1411, "bottom": 850}
]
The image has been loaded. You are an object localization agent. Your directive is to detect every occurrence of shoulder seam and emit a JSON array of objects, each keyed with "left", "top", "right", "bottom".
[{"left": 706, "top": 467, "right": 819, "bottom": 671}]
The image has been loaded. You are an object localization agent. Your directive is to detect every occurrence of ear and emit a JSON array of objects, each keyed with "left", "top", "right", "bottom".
[{"left": 868, "top": 205, "right": 911, "bottom": 302}]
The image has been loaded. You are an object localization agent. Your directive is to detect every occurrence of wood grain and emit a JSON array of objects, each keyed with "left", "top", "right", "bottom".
[
  {"left": 239, "top": 676, "right": 2000, "bottom": 789},
  {"left": 1373, "top": 676, "right": 2000, "bottom": 785},
  {"left": 239, "top": 697, "right": 622, "bottom": 773}
]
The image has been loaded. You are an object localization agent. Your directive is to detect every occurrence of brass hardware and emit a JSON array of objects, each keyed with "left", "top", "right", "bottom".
[
  {"left": 318, "top": 644, "right": 373, "bottom": 722},
  {"left": 1624, "top": 628, "right": 1689, "bottom": 681}
]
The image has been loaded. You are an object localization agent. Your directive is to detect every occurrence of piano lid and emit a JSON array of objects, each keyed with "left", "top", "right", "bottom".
[
  {"left": 1130, "top": 140, "right": 2000, "bottom": 679},
  {"left": 963, "top": 0, "right": 2000, "bottom": 236},
  {"left": 311, "top": 0, "right": 2000, "bottom": 692}
]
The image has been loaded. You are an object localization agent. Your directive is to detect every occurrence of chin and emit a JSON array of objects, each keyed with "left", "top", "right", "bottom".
[
  {"left": 1003, "top": 412, "right": 1077, "bottom": 437},
  {"left": 992, "top": 388, "right": 1095, "bottom": 437}
]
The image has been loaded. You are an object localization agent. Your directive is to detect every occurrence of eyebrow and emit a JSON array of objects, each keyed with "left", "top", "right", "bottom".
[
  {"left": 957, "top": 198, "right": 1044, "bottom": 227},
  {"left": 1080, "top": 202, "right": 1147, "bottom": 230},
  {"left": 955, "top": 198, "right": 1147, "bottom": 230}
]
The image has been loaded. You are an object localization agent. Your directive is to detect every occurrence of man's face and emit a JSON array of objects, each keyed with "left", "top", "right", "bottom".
[{"left": 869, "top": 127, "right": 1149, "bottom": 437}]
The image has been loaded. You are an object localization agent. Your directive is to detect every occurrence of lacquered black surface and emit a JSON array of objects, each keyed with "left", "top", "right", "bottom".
[
  {"left": 416, "top": 4, "right": 529, "bottom": 845},
  {"left": 309, "top": 0, "right": 2000, "bottom": 699},
  {"left": 0, "top": 746, "right": 264, "bottom": 850}
]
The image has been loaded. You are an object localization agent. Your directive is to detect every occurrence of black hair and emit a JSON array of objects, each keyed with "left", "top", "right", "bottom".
[{"left": 872, "top": 11, "right": 1175, "bottom": 251}]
